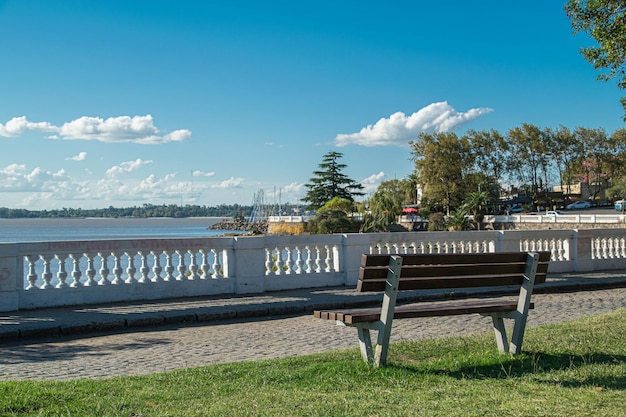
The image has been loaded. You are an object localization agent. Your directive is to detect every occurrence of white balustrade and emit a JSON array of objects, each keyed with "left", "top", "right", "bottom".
[{"left": 1, "top": 229, "right": 626, "bottom": 312}]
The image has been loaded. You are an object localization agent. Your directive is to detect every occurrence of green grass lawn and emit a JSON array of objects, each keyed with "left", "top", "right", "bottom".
[{"left": 1, "top": 310, "right": 624, "bottom": 417}]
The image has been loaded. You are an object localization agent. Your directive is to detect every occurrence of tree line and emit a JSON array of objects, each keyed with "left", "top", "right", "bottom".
[
  {"left": 411, "top": 125, "right": 626, "bottom": 214},
  {"left": 301, "top": 123, "right": 626, "bottom": 233},
  {"left": 0, "top": 204, "right": 254, "bottom": 219}
]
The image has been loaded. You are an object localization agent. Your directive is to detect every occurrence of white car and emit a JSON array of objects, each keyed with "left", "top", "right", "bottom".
[
  {"left": 546, "top": 210, "right": 561, "bottom": 216},
  {"left": 566, "top": 201, "right": 591, "bottom": 210}
]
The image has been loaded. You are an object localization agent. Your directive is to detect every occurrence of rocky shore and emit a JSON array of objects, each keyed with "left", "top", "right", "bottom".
[{"left": 209, "top": 221, "right": 268, "bottom": 234}]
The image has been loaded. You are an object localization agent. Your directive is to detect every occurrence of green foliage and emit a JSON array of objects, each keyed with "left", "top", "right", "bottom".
[
  {"left": 303, "top": 151, "right": 364, "bottom": 210},
  {"left": 1, "top": 310, "right": 624, "bottom": 416},
  {"left": 318, "top": 196, "right": 354, "bottom": 214},
  {"left": 306, "top": 209, "right": 358, "bottom": 234},
  {"left": 365, "top": 179, "right": 409, "bottom": 231},
  {"left": 411, "top": 132, "right": 472, "bottom": 213},
  {"left": 462, "top": 190, "right": 493, "bottom": 230},
  {"left": 446, "top": 210, "right": 473, "bottom": 231},
  {"left": 359, "top": 212, "right": 391, "bottom": 233},
  {"left": 566, "top": 0, "right": 626, "bottom": 119},
  {"left": 506, "top": 123, "right": 550, "bottom": 203},
  {"left": 409, "top": 124, "right": 626, "bottom": 214},
  {"left": 428, "top": 212, "right": 447, "bottom": 231}
]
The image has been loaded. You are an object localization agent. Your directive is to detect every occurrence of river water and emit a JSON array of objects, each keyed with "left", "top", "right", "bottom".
[{"left": 0, "top": 217, "right": 238, "bottom": 243}]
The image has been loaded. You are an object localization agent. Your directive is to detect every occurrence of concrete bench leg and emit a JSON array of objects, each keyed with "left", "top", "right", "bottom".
[
  {"left": 356, "top": 325, "right": 374, "bottom": 362},
  {"left": 489, "top": 314, "right": 509, "bottom": 353}
]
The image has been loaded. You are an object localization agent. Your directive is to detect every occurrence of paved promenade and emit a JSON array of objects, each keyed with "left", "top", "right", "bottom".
[{"left": 1, "top": 271, "right": 626, "bottom": 381}]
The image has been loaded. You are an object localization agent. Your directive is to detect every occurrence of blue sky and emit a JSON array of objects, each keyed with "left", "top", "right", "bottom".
[{"left": 0, "top": 0, "right": 624, "bottom": 210}]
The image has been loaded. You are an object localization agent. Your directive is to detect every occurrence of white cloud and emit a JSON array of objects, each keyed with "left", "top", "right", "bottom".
[
  {"left": 0, "top": 114, "right": 191, "bottom": 144},
  {"left": 0, "top": 163, "right": 27, "bottom": 175},
  {"left": 0, "top": 116, "right": 57, "bottom": 136},
  {"left": 361, "top": 171, "right": 386, "bottom": 195},
  {"left": 335, "top": 102, "right": 493, "bottom": 147},
  {"left": 211, "top": 177, "right": 244, "bottom": 189},
  {"left": 283, "top": 182, "right": 304, "bottom": 194},
  {"left": 0, "top": 163, "right": 88, "bottom": 194},
  {"left": 66, "top": 151, "right": 87, "bottom": 161},
  {"left": 193, "top": 170, "right": 215, "bottom": 177},
  {"left": 105, "top": 159, "right": 153, "bottom": 177},
  {"left": 0, "top": 162, "right": 203, "bottom": 208}
]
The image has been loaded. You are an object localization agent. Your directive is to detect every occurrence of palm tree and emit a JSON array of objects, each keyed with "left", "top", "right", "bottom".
[
  {"left": 462, "top": 191, "right": 491, "bottom": 230},
  {"left": 446, "top": 210, "right": 473, "bottom": 231}
]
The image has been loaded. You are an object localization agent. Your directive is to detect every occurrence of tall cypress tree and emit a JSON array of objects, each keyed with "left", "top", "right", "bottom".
[{"left": 303, "top": 151, "right": 364, "bottom": 210}]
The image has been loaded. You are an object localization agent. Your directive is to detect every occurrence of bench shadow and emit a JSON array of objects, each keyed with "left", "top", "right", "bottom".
[{"left": 392, "top": 350, "right": 626, "bottom": 390}]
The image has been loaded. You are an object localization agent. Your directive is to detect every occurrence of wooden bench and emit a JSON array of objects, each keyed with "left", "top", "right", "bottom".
[{"left": 314, "top": 251, "right": 550, "bottom": 367}]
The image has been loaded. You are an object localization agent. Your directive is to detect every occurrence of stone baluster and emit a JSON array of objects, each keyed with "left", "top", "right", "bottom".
[
  {"left": 200, "top": 249, "right": 211, "bottom": 279},
  {"left": 305, "top": 245, "right": 314, "bottom": 273},
  {"left": 551, "top": 239, "right": 559, "bottom": 261},
  {"left": 265, "top": 249, "right": 273, "bottom": 275},
  {"left": 324, "top": 245, "right": 332, "bottom": 272},
  {"left": 84, "top": 253, "right": 97, "bottom": 286},
  {"left": 315, "top": 246, "right": 323, "bottom": 273},
  {"left": 284, "top": 247, "right": 293, "bottom": 274},
  {"left": 111, "top": 252, "right": 124, "bottom": 285},
  {"left": 176, "top": 250, "right": 187, "bottom": 280},
  {"left": 40, "top": 254, "right": 53, "bottom": 289},
  {"left": 55, "top": 254, "right": 69, "bottom": 288},
  {"left": 152, "top": 251, "right": 163, "bottom": 282},
  {"left": 419, "top": 241, "right": 426, "bottom": 254},
  {"left": 295, "top": 246, "right": 304, "bottom": 274},
  {"left": 273, "top": 247, "right": 283, "bottom": 275},
  {"left": 125, "top": 252, "right": 137, "bottom": 284},
  {"left": 407, "top": 241, "right": 415, "bottom": 254},
  {"left": 98, "top": 253, "right": 110, "bottom": 285},
  {"left": 519, "top": 239, "right": 527, "bottom": 252},
  {"left": 25, "top": 255, "right": 38, "bottom": 290},
  {"left": 138, "top": 251, "right": 150, "bottom": 283},
  {"left": 212, "top": 249, "right": 222, "bottom": 278},
  {"left": 188, "top": 250, "right": 199, "bottom": 280},
  {"left": 163, "top": 251, "right": 175, "bottom": 281},
  {"left": 69, "top": 253, "right": 82, "bottom": 287}
]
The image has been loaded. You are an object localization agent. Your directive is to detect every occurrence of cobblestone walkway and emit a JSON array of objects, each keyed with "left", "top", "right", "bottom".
[{"left": 1, "top": 287, "right": 625, "bottom": 381}]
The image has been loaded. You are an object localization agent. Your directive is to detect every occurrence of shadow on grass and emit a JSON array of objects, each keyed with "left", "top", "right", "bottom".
[{"left": 392, "top": 351, "right": 626, "bottom": 390}]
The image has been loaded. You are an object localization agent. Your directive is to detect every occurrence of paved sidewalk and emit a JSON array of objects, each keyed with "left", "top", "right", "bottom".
[
  {"left": 1, "top": 283, "right": 625, "bottom": 380},
  {"left": 2, "top": 270, "right": 626, "bottom": 343}
]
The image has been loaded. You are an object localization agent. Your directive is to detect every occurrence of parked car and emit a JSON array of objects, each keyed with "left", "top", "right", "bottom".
[
  {"left": 509, "top": 206, "right": 524, "bottom": 214},
  {"left": 615, "top": 200, "right": 626, "bottom": 211},
  {"left": 566, "top": 201, "right": 591, "bottom": 210}
]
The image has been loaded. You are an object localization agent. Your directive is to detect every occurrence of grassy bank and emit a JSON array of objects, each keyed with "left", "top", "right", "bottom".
[{"left": 1, "top": 310, "right": 624, "bottom": 417}]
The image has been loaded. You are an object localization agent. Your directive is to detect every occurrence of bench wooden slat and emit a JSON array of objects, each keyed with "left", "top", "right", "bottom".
[
  {"left": 315, "top": 298, "right": 533, "bottom": 324},
  {"left": 357, "top": 274, "right": 527, "bottom": 292},
  {"left": 360, "top": 263, "right": 527, "bottom": 279},
  {"left": 357, "top": 272, "right": 549, "bottom": 291},
  {"left": 362, "top": 252, "right": 531, "bottom": 267}
]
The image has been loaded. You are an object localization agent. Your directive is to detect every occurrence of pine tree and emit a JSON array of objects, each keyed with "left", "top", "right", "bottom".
[{"left": 303, "top": 151, "right": 364, "bottom": 210}]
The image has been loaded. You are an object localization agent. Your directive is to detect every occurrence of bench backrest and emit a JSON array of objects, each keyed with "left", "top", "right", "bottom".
[{"left": 357, "top": 252, "right": 551, "bottom": 292}]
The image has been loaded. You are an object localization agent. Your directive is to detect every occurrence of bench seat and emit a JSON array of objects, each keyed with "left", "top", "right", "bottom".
[{"left": 315, "top": 298, "right": 532, "bottom": 324}]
